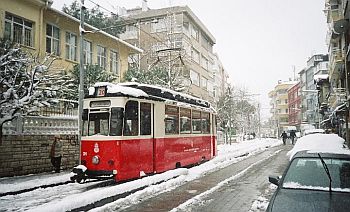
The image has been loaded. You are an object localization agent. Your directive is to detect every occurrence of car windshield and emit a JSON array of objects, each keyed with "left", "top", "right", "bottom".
[{"left": 282, "top": 157, "right": 350, "bottom": 192}]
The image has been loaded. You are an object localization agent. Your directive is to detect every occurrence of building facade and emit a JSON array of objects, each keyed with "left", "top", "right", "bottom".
[
  {"left": 323, "top": 0, "right": 348, "bottom": 139},
  {"left": 119, "top": 4, "right": 226, "bottom": 102},
  {"left": 299, "top": 54, "right": 328, "bottom": 128},
  {"left": 269, "top": 81, "right": 298, "bottom": 136},
  {"left": 0, "top": 0, "right": 142, "bottom": 135},
  {"left": 288, "top": 82, "right": 301, "bottom": 129},
  {"left": 0, "top": 0, "right": 142, "bottom": 81}
]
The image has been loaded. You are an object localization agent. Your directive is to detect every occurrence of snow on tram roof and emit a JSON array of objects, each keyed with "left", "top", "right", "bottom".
[
  {"left": 90, "top": 82, "right": 148, "bottom": 97},
  {"left": 89, "top": 82, "right": 214, "bottom": 110}
]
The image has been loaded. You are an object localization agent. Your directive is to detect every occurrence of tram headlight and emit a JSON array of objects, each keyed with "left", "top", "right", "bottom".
[{"left": 92, "top": 155, "right": 100, "bottom": 165}]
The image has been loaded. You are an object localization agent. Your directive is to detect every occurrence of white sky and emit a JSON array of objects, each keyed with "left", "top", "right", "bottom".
[{"left": 52, "top": 0, "right": 328, "bottom": 120}]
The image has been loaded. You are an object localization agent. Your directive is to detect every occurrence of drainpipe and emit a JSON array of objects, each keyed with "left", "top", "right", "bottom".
[{"left": 38, "top": 0, "right": 52, "bottom": 55}]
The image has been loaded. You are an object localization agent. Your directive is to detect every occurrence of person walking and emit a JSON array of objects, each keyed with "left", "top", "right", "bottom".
[
  {"left": 50, "top": 135, "right": 63, "bottom": 173},
  {"left": 290, "top": 130, "right": 296, "bottom": 145},
  {"left": 281, "top": 131, "right": 288, "bottom": 145}
]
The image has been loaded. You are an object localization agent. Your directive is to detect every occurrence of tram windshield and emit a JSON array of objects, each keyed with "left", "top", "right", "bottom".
[
  {"left": 82, "top": 107, "right": 124, "bottom": 136},
  {"left": 89, "top": 112, "right": 109, "bottom": 136}
]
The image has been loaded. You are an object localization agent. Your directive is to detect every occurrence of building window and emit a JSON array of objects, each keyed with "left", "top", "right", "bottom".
[
  {"left": 191, "top": 48, "right": 200, "bottom": 64},
  {"left": 191, "top": 24, "right": 199, "bottom": 41},
  {"left": 201, "top": 35, "right": 209, "bottom": 49},
  {"left": 4, "top": 13, "right": 34, "bottom": 47},
  {"left": 83, "top": 40, "right": 92, "bottom": 64},
  {"left": 46, "top": 24, "right": 60, "bottom": 55},
  {"left": 65, "top": 32, "right": 77, "bottom": 61},
  {"left": 285, "top": 99, "right": 288, "bottom": 104},
  {"left": 151, "top": 18, "right": 167, "bottom": 33},
  {"left": 97, "top": 45, "right": 107, "bottom": 69},
  {"left": 190, "top": 70, "right": 200, "bottom": 87},
  {"left": 110, "top": 50, "right": 119, "bottom": 75},
  {"left": 201, "top": 56, "right": 209, "bottom": 70},
  {"left": 201, "top": 76, "right": 207, "bottom": 90}
]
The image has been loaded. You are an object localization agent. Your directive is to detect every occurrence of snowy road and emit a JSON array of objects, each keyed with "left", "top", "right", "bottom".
[{"left": 0, "top": 138, "right": 282, "bottom": 212}]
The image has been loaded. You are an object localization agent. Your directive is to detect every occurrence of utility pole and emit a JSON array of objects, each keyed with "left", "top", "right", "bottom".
[{"left": 78, "top": 0, "right": 86, "bottom": 164}]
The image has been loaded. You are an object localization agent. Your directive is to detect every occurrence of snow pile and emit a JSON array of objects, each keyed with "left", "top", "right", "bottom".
[
  {"left": 249, "top": 196, "right": 269, "bottom": 212},
  {"left": 30, "top": 169, "right": 188, "bottom": 212},
  {"left": 0, "top": 172, "right": 74, "bottom": 194},
  {"left": 287, "top": 134, "right": 349, "bottom": 160}
]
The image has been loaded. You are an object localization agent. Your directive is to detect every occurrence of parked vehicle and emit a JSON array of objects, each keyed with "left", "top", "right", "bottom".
[
  {"left": 267, "top": 134, "right": 350, "bottom": 212},
  {"left": 71, "top": 82, "right": 217, "bottom": 183},
  {"left": 304, "top": 129, "right": 325, "bottom": 136}
]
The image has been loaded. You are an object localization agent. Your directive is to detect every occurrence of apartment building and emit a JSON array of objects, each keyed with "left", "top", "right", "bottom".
[
  {"left": 269, "top": 81, "right": 298, "bottom": 136},
  {"left": 298, "top": 54, "right": 328, "bottom": 127},
  {"left": 0, "top": 0, "right": 142, "bottom": 79},
  {"left": 322, "top": 0, "right": 349, "bottom": 138},
  {"left": 119, "top": 4, "right": 226, "bottom": 102},
  {"left": 288, "top": 82, "right": 301, "bottom": 128}
]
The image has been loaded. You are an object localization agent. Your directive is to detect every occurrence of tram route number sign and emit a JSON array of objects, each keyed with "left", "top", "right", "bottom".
[{"left": 97, "top": 86, "right": 106, "bottom": 97}]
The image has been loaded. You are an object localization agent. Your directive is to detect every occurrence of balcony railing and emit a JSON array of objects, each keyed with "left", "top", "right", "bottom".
[{"left": 329, "top": 47, "right": 344, "bottom": 78}]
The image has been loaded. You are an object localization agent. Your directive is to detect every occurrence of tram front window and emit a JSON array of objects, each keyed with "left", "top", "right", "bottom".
[{"left": 89, "top": 112, "right": 109, "bottom": 136}]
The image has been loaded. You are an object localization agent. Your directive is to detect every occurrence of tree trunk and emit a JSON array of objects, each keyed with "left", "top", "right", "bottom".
[{"left": 0, "top": 123, "right": 3, "bottom": 145}]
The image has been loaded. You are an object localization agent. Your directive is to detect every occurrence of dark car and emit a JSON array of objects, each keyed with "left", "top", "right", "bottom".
[{"left": 266, "top": 151, "right": 350, "bottom": 212}]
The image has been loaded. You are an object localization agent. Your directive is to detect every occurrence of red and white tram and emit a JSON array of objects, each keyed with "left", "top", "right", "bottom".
[{"left": 71, "top": 82, "right": 217, "bottom": 183}]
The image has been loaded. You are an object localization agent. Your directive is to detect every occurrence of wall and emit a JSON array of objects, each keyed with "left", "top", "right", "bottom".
[{"left": 0, "top": 135, "right": 79, "bottom": 177}]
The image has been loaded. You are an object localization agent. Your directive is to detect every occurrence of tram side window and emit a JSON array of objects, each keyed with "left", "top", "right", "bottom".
[
  {"left": 165, "top": 105, "right": 179, "bottom": 134},
  {"left": 89, "top": 112, "right": 109, "bottom": 136},
  {"left": 110, "top": 107, "right": 123, "bottom": 136},
  {"left": 124, "top": 100, "right": 139, "bottom": 136},
  {"left": 192, "top": 110, "right": 202, "bottom": 134},
  {"left": 140, "top": 103, "right": 151, "bottom": 135},
  {"left": 213, "top": 114, "right": 217, "bottom": 133},
  {"left": 202, "top": 112, "right": 210, "bottom": 134},
  {"left": 82, "top": 109, "right": 88, "bottom": 136},
  {"left": 180, "top": 108, "right": 191, "bottom": 134}
]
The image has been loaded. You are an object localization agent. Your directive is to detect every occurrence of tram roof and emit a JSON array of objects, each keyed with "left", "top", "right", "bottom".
[{"left": 87, "top": 82, "right": 212, "bottom": 109}]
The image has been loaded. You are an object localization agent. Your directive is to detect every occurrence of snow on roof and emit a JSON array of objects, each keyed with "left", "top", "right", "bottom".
[
  {"left": 48, "top": 8, "right": 143, "bottom": 54},
  {"left": 287, "top": 134, "right": 349, "bottom": 160},
  {"left": 90, "top": 82, "right": 148, "bottom": 97},
  {"left": 314, "top": 74, "right": 329, "bottom": 81}
]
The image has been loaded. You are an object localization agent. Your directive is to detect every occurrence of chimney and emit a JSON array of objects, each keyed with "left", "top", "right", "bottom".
[{"left": 142, "top": 0, "right": 148, "bottom": 11}]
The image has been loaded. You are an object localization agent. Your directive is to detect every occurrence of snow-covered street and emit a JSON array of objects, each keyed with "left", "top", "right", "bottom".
[{"left": 0, "top": 138, "right": 285, "bottom": 212}]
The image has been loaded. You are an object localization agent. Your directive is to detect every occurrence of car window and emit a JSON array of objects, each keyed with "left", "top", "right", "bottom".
[{"left": 282, "top": 158, "right": 350, "bottom": 192}]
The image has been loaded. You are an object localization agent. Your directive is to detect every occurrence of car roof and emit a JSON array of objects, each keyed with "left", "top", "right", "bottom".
[
  {"left": 287, "top": 133, "right": 350, "bottom": 160},
  {"left": 292, "top": 150, "right": 350, "bottom": 160}
]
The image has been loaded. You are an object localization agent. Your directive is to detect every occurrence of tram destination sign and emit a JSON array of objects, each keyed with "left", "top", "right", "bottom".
[{"left": 90, "top": 100, "right": 111, "bottom": 108}]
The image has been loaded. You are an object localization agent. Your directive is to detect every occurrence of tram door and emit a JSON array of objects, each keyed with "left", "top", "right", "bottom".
[{"left": 139, "top": 102, "right": 154, "bottom": 174}]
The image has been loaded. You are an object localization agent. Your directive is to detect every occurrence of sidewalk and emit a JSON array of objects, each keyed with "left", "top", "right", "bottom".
[{"left": 0, "top": 171, "right": 73, "bottom": 194}]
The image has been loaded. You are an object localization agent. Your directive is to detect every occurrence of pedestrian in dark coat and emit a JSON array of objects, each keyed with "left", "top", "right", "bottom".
[
  {"left": 290, "top": 130, "right": 296, "bottom": 145},
  {"left": 50, "top": 135, "right": 63, "bottom": 173},
  {"left": 281, "top": 131, "right": 288, "bottom": 145}
]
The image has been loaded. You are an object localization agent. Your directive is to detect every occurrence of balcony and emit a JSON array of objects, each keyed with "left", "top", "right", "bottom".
[
  {"left": 329, "top": 87, "right": 346, "bottom": 108},
  {"left": 329, "top": 48, "right": 345, "bottom": 79}
]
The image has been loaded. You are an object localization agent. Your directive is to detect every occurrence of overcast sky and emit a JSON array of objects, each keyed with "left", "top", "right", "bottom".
[{"left": 53, "top": 0, "right": 328, "bottom": 120}]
